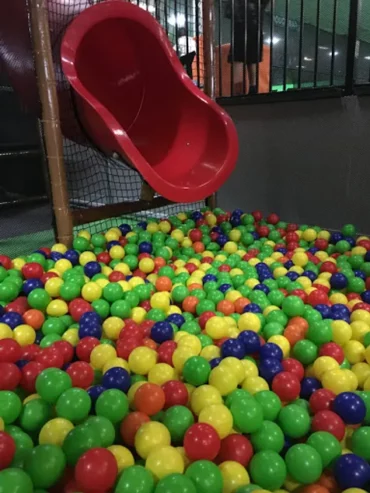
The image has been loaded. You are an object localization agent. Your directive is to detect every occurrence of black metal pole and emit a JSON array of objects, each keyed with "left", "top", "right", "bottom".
[
  {"left": 345, "top": 0, "right": 359, "bottom": 95},
  {"left": 330, "top": 0, "right": 338, "bottom": 86},
  {"left": 297, "top": 0, "right": 304, "bottom": 89},
  {"left": 313, "top": 0, "right": 321, "bottom": 87}
]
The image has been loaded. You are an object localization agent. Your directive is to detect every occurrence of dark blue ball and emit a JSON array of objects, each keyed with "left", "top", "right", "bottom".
[
  {"left": 330, "top": 273, "right": 348, "bottom": 289},
  {"left": 219, "top": 284, "right": 232, "bottom": 293},
  {"left": 209, "top": 357, "right": 222, "bottom": 369},
  {"left": 354, "top": 270, "right": 366, "bottom": 280},
  {"left": 64, "top": 249, "right": 79, "bottom": 265},
  {"left": 260, "top": 342, "right": 283, "bottom": 361},
  {"left": 35, "top": 331, "right": 43, "bottom": 344},
  {"left": 151, "top": 321, "right": 174, "bottom": 343},
  {"left": 259, "top": 357, "right": 283, "bottom": 381},
  {"left": 137, "top": 222, "right": 147, "bottom": 230},
  {"left": 361, "top": 290, "right": 370, "bottom": 304},
  {"left": 50, "top": 251, "right": 64, "bottom": 262},
  {"left": 87, "top": 385, "right": 106, "bottom": 405},
  {"left": 78, "top": 324, "right": 102, "bottom": 340},
  {"left": 191, "top": 211, "right": 203, "bottom": 221},
  {"left": 217, "top": 235, "right": 228, "bottom": 246},
  {"left": 23, "top": 278, "right": 44, "bottom": 295},
  {"left": 80, "top": 311, "right": 102, "bottom": 326},
  {"left": 315, "top": 304, "right": 332, "bottom": 319},
  {"left": 331, "top": 304, "right": 350, "bottom": 316},
  {"left": 232, "top": 208, "right": 243, "bottom": 216},
  {"left": 230, "top": 216, "right": 242, "bottom": 227},
  {"left": 251, "top": 232, "right": 259, "bottom": 240},
  {"left": 139, "top": 242, "right": 153, "bottom": 254},
  {"left": 0, "top": 312, "right": 23, "bottom": 329},
  {"left": 16, "top": 359, "right": 29, "bottom": 369},
  {"left": 334, "top": 453, "right": 370, "bottom": 489},
  {"left": 84, "top": 261, "right": 102, "bottom": 278},
  {"left": 221, "top": 338, "right": 245, "bottom": 359},
  {"left": 344, "top": 236, "right": 356, "bottom": 247},
  {"left": 102, "top": 367, "right": 131, "bottom": 393},
  {"left": 332, "top": 392, "right": 367, "bottom": 424},
  {"left": 166, "top": 313, "right": 185, "bottom": 327},
  {"left": 303, "top": 270, "right": 317, "bottom": 281},
  {"left": 253, "top": 284, "right": 270, "bottom": 294},
  {"left": 276, "top": 248, "right": 288, "bottom": 255},
  {"left": 243, "top": 303, "right": 262, "bottom": 314},
  {"left": 284, "top": 260, "right": 294, "bottom": 269},
  {"left": 286, "top": 272, "right": 299, "bottom": 281},
  {"left": 330, "top": 232, "right": 344, "bottom": 244},
  {"left": 300, "top": 377, "right": 321, "bottom": 400},
  {"left": 365, "top": 251, "right": 370, "bottom": 262},
  {"left": 307, "top": 247, "right": 319, "bottom": 254},
  {"left": 107, "top": 241, "right": 120, "bottom": 250},
  {"left": 238, "top": 330, "right": 261, "bottom": 354},
  {"left": 119, "top": 223, "right": 132, "bottom": 235},
  {"left": 203, "top": 274, "right": 217, "bottom": 283}
]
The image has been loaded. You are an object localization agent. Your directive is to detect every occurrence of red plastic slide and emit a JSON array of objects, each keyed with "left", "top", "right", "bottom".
[{"left": 61, "top": 1, "right": 238, "bottom": 203}]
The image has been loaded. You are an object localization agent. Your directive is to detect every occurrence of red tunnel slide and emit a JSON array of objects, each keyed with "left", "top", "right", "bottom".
[{"left": 61, "top": 1, "right": 238, "bottom": 203}]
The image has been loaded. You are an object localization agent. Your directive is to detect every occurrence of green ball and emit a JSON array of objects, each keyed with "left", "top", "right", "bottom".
[
  {"left": 115, "top": 465, "right": 154, "bottom": 493},
  {"left": 351, "top": 426, "right": 370, "bottom": 460},
  {"left": 42, "top": 317, "right": 65, "bottom": 336},
  {"left": 163, "top": 405, "right": 194, "bottom": 443},
  {"left": 306, "top": 431, "right": 342, "bottom": 467},
  {"left": 27, "top": 288, "right": 51, "bottom": 310},
  {"left": 196, "top": 300, "right": 216, "bottom": 315},
  {"left": 263, "top": 322, "right": 284, "bottom": 339},
  {"left": 182, "top": 356, "right": 211, "bottom": 386},
  {"left": 95, "top": 389, "right": 129, "bottom": 423},
  {"left": 285, "top": 444, "right": 323, "bottom": 484},
  {"left": 185, "top": 460, "right": 223, "bottom": 493},
  {"left": 225, "top": 389, "right": 253, "bottom": 408},
  {"left": 147, "top": 309, "right": 166, "bottom": 322},
  {"left": 111, "top": 299, "right": 132, "bottom": 318},
  {"left": 0, "top": 391, "right": 22, "bottom": 424},
  {"left": 278, "top": 404, "right": 311, "bottom": 438},
  {"left": 249, "top": 450, "right": 286, "bottom": 490},
  {"left": 282, "top": 295, "right": 305, "bottom": 317},
  {"left": 92, "top": 299, "right": 110, "bottom": 319},
  {"left": 24, "top": 444, "right": 66, "bottom": 489},
  {"left": 155, "top": 473, "right": 196, "bottom": 493},
  {"left": 103, "top": 282, "right": 123, "bottom": 302},
  {"left": 84, "top": 416, "right": 116, "bottom": 447},
  {"left": 292, "top": 339, "right": 318, "bottom": 365},
  {"left": 59, "top": 281, "right": 81, "bottom": 301},
  {"left": 40, "top": 334, "right": 62, "bottom": 348},
  {"left": 56, "top": 388, "right": 91, "bottom": 423},
  {"left": 182, "top": 321, "right": 201, "bottom": 335},
  {"left": 250, "top": 420, "right": 285, "bottom": 452},
  {"left": 0, "top": 469, "right": 33, "bottom": 493},
  {"left": 335, "top": 240, "right": 351, "bottom": 253},
  {"left": 73, "top": 236, "right": 91, "bottom": 252},
  {"left": 35, "top": 368, "right": 72, "bottom": 404},
  {"left": 230, "top": 398, "right": 263, "bottom": 434},
  {"left": 348, "top": 277, "right": 365, "bottom": 293},
  {"left": 342, "top": 223, "right": 356, "bottom": 237},
  {"left": 172, "top": 286, "right": 189, "bottom": 303},
  {"left": 6, "top": 425, "right": 34, "bottom": 467},
  {"left": 234, "top": 486, "right": 261, "bottom": 493},
  {"left": 62, "top": 424, "right": 101, "bottom": 465},
  {"left": 254, "top": 390, "right": 282, "bottom": 421},
  {"left": 19, "top": 399, "right": 52, "bottom": 432},
  {"left": 306, "top": 320, "right": 333, "bottom": 346}
]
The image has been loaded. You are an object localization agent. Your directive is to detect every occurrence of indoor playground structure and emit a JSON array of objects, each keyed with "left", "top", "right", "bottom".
[{"left": 1, "top": 1, "right": 370, "bottom": 493}]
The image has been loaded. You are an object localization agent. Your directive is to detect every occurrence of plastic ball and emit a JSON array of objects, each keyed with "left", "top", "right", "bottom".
[
  {"left": 332, "top": 392, "right": 366, "bottom": 424},
  {"left": 39, "top": 417, "right": 74, "bottom": 446},
  {"left": 75, "top": 447, "right": 118, "bottom": 492},
  {"left": 219, "top": 460, "right": 250, "bottom": 493},
  {"left": 285, "top": 444, "right": 323, "bottom": 484},
  {"left": 24, "top": 444, "right": 66, "bottom": 489},
  {"left": 249, "top": 450, "right": 286, "bottom": 490},
  {"left": 107, "top": 445, "right": 134, "bottom": 473},
  {"left": 145, "top": 445, "right": 184, "bottom": 480},
  {"left": 115, "top": 465, "right": 154, "bottom": 493},
  {"left": 334, "top": 453, "right": 370, "bottom": 490},
  {"left": 184, "top": 423, "right": 221, "bottom": 461},
  {"left": 135, "top": 421, "right": 171, "bottom": 459}
]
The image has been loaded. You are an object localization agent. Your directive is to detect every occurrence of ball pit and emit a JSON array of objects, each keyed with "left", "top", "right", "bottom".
[{"left": 0, "top": 209, "right": 370, "bottom": 492}]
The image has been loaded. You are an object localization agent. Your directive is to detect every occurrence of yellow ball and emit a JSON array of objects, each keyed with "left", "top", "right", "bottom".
[
  {"left": 158, "top": 221, "right": 171, "bottom": 233},
  {"left": 102, "top": 358, "right": 130, "bottom": 375},
  {"left": 0, "top": 417, "right": 4, "bottom": 432},
  {"left": 219, "top": 461, "right": 250, "bottom": 493},
  {"left": 220, "top": 357, "right": 245, "bottom": 384},
  {"left": 148, "top": 363, "right": 176, "bottom": 385},
  {"left": 90, "top": 344, "right": 117, "bottom": 370},
  {"left": 135, "top": 422, "right": 171, "bottom": 459},
  {"left": 268, "top": 335, "right": 290, "bottom": 357},
  {"left": 102, "top": 317, "right": 124, "bottom": 340},
  {"left": 241, "top": 359, "right": 259, "bottom": 379},
  {"left": 224, "top": 241, "right": 238, "bottom": 254},
  {"left": 351, "top": 309, "right": 370, "bottom": 324},
  {"left": 139, "top": 258, "right": 155, "bottom": 274},
  {"left": 342, "top": 369, "right": 358, "bottom": 391},
  {"left": 79, "top": 252, "right": 97, "bottom": 266},
  {"left": 292, "top": 252, "right": 309, "bottom": 268},
  {"left": 209, "top": 366, "right": 238, "bottom": 396},
  {"left": 225, "top": 290, "right": 242, "bottom": 303},
  {"left": 114, "top": 263, "right": 131, "bottom": 276},
  {"left": 322, "top": 369, "right": 352, "bottom": 394},
  {"left": 13, "top": 324, "right": 36, "bottom": 346},
  {"left": 107, "top": 445, "right": 134, "bottom": 473},
  {"left": 190, "top": 385, "right": 223, "bottom": 415},
  {"left": 332, "top": 320, "right": 352, "bottom": 346},
  {"left": 128, "top": 381, "right": 146, "bottom": 409},
  {"left": 109, "top": 245, "right": 125, "bottom": 260},
  {"left": 363, "top": 375, "right": 370, "bottom": 391},
  {"left": 177, "top": 334, "right": 201, "bottom": 355},
  {"left": 199, "top": 404, "right": 233, "bottom": 439},
  {"left": 200, "top": 345, "right": 221, "bottom": 361},
  {"left": 302, "top": 228, "right": 317, "bottom": 241},
  {"left": 205, "top": 317, "right": 228, "bottom": 339},
  {"left": 313, "top": 356, "right": 340, "bottom": 380},
  {"left": 351, "top": 321, "right": 370, "bottom": 342},
  {"left": 351, "top": 362, "right": 370, "bottom": 387},
  {"left": 242, "top": 376, "right": 269, "bottom": 394},
  {"left": 81, "top": 282, "right": 102, "bottom": 302},
  {"left": 238, "top": 313, "right": 261, "bottom": 333},
  {"left": 150, "top": 292, "right": 170, "bottom": 311},
  {"left": 23, "top": 394, "right": 40, "bottom": 404},
  {"left": 344, "top": 340, "right": 365, "bottom": 364},
  {"left": 342, "top": 489, "right": 368, "bottom": 493},
  {"left": 145, "top": 445, "right": 184, "bottom": 480},
  {"left": 172, "top": 346, "right": 194, "bottom": 373},
  {"left": 39, "top": 418, "right": 74, "bottom": 446},
  {"left": 46, "top": 299, "right": 68, "bottom": 317},
  {"left": 129, "top": 347, "right": 157, "bottom": 375},
  {"left": 330, "top": 293, "right": 348, "bottom": 305},
  {"left": 0, "top": 323, "right": 13, "bottom": 340},
  {"left": 45, "top": 277, "right": 64, "bottom": 297},
  {"left": 62, "top": 328, "right": 79, "bottom": 346},
  {"left": 12, "top": 258, "right": 25, "bottom": 270}
]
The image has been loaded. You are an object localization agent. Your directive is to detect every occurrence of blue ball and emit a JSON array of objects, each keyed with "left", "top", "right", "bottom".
[
  {"left": 330, "top": 273, "right": 348, "bottom": 289},
  {"left": 137, "top": 222, "right": 147, "bottom": 230},
  {"left": 260, "top": 342, "right": 283, "bottom": 361},
  {"left": 102, "top": 367, "right": 131, "bottom": 393},
  {"left": 166, "top": 314, "right": 185, "bottom": 328},
  {"left": 35, "top": 331, "right": 43, "bottom": 344},
  {"left": 221, "top": 338, "right": 245, "bottom": 359},
  {"left": 315, "top": 304, "right": 332, "bottom": 319},
  {"left": 217, "top": 235, "right": 228, "bottom": 246},
  {"left": 334, "top": 453, "right": 370, "bottom": 489},
  {"left": 84, "top": 261, "right": 102, "bottom": 278},
  {"left": 118, "top": 223, "right": 131, "bottom": 235},
  {"left": 78, "top": 324, "right": 102, "bottom": 340},
  {"left": 80, "top": 311, "right": 102, "bottom": 327},
  {"left": 286, "top": 272, "right": 299, "bottom": 281},
  {"left": 251, "top": 232, "right": 259, "bottom": 240},
  {"left": 139, "top": 242, "right": 152, "bottom": 254},
  {"left": 259, "top": 357, "right": 283, "bottom": 381},
  {"left": 64, "top": 249, "right": 80, "bottom": 265},
  {"left": 361, "top": 290, "right": 370, "bottom": 304},
  {"left": 253, "top": 284, "right": 270, "bottom": 294},
  {"left": 354, "top": 270, "right": 366, "bottom": 280},
  {"left": 284, "top": 260, "right": 294, "bottom": 270},
  {"left": 0, "top": 312, "right": 23, "bottom": 329},
  {"left": 300, "top": 377, "right": 321, "bottom": 400},
  {"left": 243, "top": 303, "right": 262, "bottom": 314},
  {"left": 302, "top": 270, "right": 317, "bottom": 281},
  {"left": 23, "top": 278, "right": 44, "bottom": 295},
  {"left": 203, "top": 274, "right": 217, "bottom": 283},
  {"left": 332, "top": 392, "right": 367, "bottom": 424},
  {"left": 219, "top": 284, "right": 232, "bottom": 293},
  {"left": 87, "top": 385, "right": 106, "bottom": 410},
  {"left": 209, "top": 357, "right": 222, "bottom": 369},
  {"left": 107, "top": 241, "right": 120, "bottom": 250},
  {"left": 331, "top": 232, "right": 344, "bottom": 244},
  {"left": 331, "top": 304, "right": 350, "bottom": 315},
  {"left": 151, "top": 321, "right": 174, "bottom": 343},
  {"left": 238, "top": 330, "right": 261, "bottom": 354},
  {"left": 276, "top": 248, "right": 287, "bottom": 255},
  {"left": 50, "top": 252, "right": 64, "bottom": 262},
  {"left": 191, "top": 211, "right": 203, "bottom": 221}
]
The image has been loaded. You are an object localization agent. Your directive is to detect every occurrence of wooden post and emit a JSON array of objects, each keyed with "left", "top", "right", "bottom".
[{"left": 29, "top": 0, "right": 73, "bottom": 246}]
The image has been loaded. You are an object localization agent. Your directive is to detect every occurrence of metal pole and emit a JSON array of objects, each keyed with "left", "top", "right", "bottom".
[
  {"left": 345, "top": 0, "right": 359, "bottom": 95},
  {"left": 29, "top": 0, "right": 73, "bottom": 246}
]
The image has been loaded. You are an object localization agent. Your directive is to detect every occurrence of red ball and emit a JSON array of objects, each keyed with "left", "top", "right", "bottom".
[
  {"left": 252, "top": 210, "right": 263, "bottom": 222},
  {"left": 40, "top": 271, "right": 59, "bottom": 285},
  {"left": 51, "top": 341, "right": 74, "bottom": 364},
  {"left": 218, "top": 265, "right": 231, "bottom": 273},
  {"left": 66, "top": 361, "right": 94, "bottom": 389},
  {"left": 185, "top": 263, "right": 197, "bottom": 274},
  {"left": 309, "top": 389, "right": 336, "bottom": 414},
  {"left": 161, "top": 380, "right": 188, "bottom": 409},
  {"left": 133, "top": 383, "right": 165, "bottom": 416},
  {"left": 157, "top": 341, "right": 177, "bottom": 366},
  {"left": 311, "top": 410, "right": 345, "bottom": 441},
  {"left": 34, "top": 347, "right": 64, "bottom": 369},
  {"left": 120, "top": 411, "right": 150, "bottom": 447},
  {"left": 5, "top": 297, "right": 29, "bottom": 315},
  {"left": 97, "top": 252, "right": 111, "bottom": 264},
  {"left": 189, "top": 229, "right": 203, "bottom": 242},
  {"left": 69, "top": 298, "right": 92, "bottom": 322},
  {"left": 287, "top": 223, "right": 299, "bottom": 232},
  {"left": 257, "top": 226, "right": 270, "bottom": 237},
  {"left": 116, "top": 336, "right": 142, "bottom": 360},
  {"left": 20, "top": 361, "right": 45, "bottom": 393},
  {"left": 267, "top": 213, "right": 279, "bottom": 225},
  {"left": 320, "top": 262, "right": 337, "bottom": 274},
  {"left": 0, "top": 432, "right": 16, "bottom": 470},
  {"left": 22, "top": 262, "right": 44, "bottom": 280},
  {"left": 75, "top": 448, "right": 117, "bottom": 493},
  {"left": 290, "top": 289, "right": 308, "bottom": 303},
  {"left": 0, "top": 255, "right": 12, "bottom": 270},
  {"left": 184, "top": 423, "right": 221, "bottom": 461},
  {"left": 271, "top": 371, "right": 301, "bottom": 402},
  {"left": 139, "top": 300, "right": 151, "bottom": 312},
  {"left": 281, "top": 358, "right": 305, "bottom": 381},
  {"left": 286, "top": 232, "right": 299, "bottom": 243},
  {"left": 198, "top": 311, "right": 216, "bottom": 330},
  {"left": 109, "top": 271, "right": 125, "bottom": 282},
  {"left": 76, "top": 337, "right": 100, "bottom": 362},
  {"left": 314, "top": 239, "right": 328, "bottom": 250},
  {"left": 140, "top": 320, "right": 155, "bottom": 338},
  {"left": 318, "top": 343, "right": 344, "bottom": 364},
  {"left": 353, "top": 302, "right": 370, "bottom": 312},
  {"left": 0, "top": 339, "right": 21, "bottom": 363},
  {"left": 21, "top": 344, "right": 41, "bottom": 361},
  {"left": 0, "top": 363, "right": 21, "bottom": 390},
  {"left": 216, "top": 434, "right": 253, "bottom": 467},
  {"left": 307, "top": 290, "right": 329, "bottom": 306}
]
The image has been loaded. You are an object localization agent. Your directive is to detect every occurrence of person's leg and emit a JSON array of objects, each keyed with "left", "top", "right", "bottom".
[{"left": 247, "top": 63, "right": 257, "bottom": 94}]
